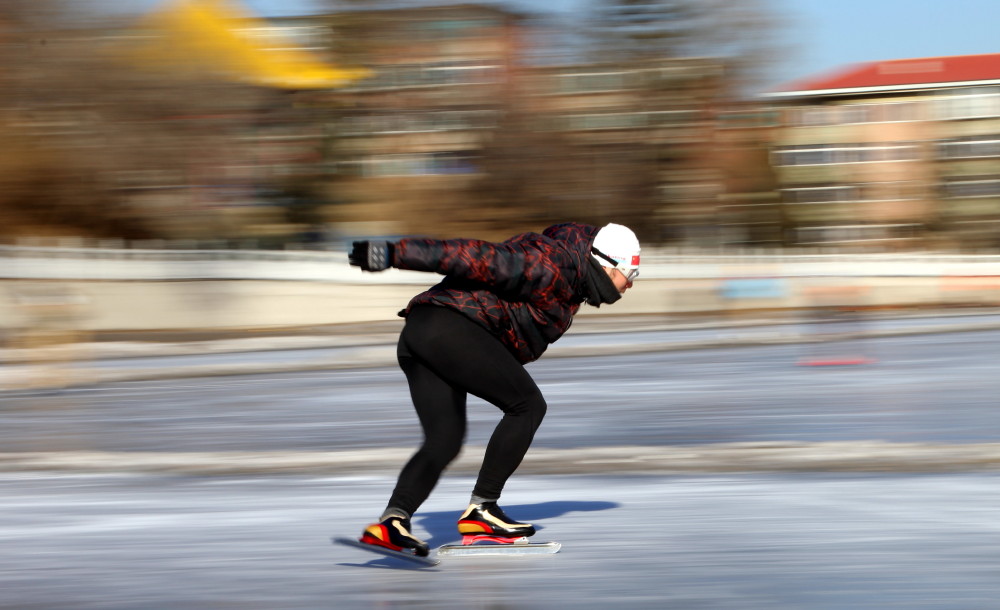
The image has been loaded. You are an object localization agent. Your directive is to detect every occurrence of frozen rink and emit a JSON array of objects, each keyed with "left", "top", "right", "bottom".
[
  {"left": 5, "top": 326, "right": 1000, "bottom": 608},
  {"left": 3, "top": 472, "right": 1000, "bottom": 609}
]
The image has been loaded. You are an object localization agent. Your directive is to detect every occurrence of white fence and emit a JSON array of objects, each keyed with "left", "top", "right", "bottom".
[
  {"left": 5, "top": 244, "right": 1000, "bottom": 281},
  {"left": 3, "top": 244, "right": 1000, "bottom": 334}
]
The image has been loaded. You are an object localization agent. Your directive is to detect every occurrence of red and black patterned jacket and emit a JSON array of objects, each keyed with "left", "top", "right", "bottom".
[{"left": 393, "top": 222, "right": 599, "bottom": 363}]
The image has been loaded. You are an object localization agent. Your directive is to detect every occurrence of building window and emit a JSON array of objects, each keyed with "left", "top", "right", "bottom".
[
  {"left": 941, "top": 177, "right": 1000, "bottom": 198},
  {"left": 934, "top": 88, "right": 1000, "bottom": 120},
  {"left": 355, "top": 152, "right": 480, "bottom": 177},
  {"left": 787, "top": 102, "right": 921, "bottom": 126},
  {"left": 881, "top": 102, "right": 921, "bottom": 122},
  {"left": 784, "top": 181, "right": 926, "bottom": 204},
  {"left": 782, "top": 185, "right": 861, "bottom": 204},
  {"left": 554, "top": 71, "right": 635, "bottom": 94},
  {"left": 938, "top": 135, "right": 1000, "bottom": 159},
  {"left": 410, "top": 19, "right": 498, "bottom": 39},
  {"left": 350, "top": 61, "right": 501, "bottom": 91},
  {"left": 772, "top": 142, "right": 920, "bottom": 166},
  {"left": 717, "top": 110, "right": 780, "bottom": 128},
  {"left": 338, "top": 110, "right": 498, "bottom": 136},
  {"left": 796, "top": 224, "right": 921, "bottom": 245},
  {"left": 556, "top": 110, "right": 696, "bottom": 131}
]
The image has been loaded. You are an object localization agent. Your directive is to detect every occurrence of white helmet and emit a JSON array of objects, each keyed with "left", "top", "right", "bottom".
[{"left": 590, "top": 223, "right": 640, "bottom": 278}]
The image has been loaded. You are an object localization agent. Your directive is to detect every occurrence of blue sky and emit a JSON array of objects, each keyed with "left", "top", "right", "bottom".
[
  {"left": 769, "top": 0, "right": 1000, "bottom": 87},
  {"left": 96, "top": 0, "right": 1000, "bottom": 93}
]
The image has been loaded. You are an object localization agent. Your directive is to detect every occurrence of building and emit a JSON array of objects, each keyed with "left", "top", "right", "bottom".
[
  {"left": 310, "top": 5, "right": 525, "bottom": 239},
  {"left": 713, "top": 105, "right": 783, "bottom": 246},
  {"left": 313, "top": 3, "right": 728, "bottom": 241},
  {"left": 763, "top": 53, "right": 1000, "bottom": 251},
  {"left": 520, "top": 57, "right": 724, "bottom": 242}
]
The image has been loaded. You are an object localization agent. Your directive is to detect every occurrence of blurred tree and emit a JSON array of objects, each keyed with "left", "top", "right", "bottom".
[
  {"left": 309, "top": 1, "right": 786, "bottom": 245},
  {"left": 577, "top": 0, "right": 787, "bottom": 245},
  {"left": 0, "top": 0, "right": 155, "bottom": 240},
  {"left": 468, "top": 108, "right": 604, "bottom": 235},
  {"left": 585, "top": 0, "right": 704, "bottom": 62},
  {"left": 688, "top": 0, "right": 790, "bottom": 96},
  {"left": 0, "top": 0, "right": 337, "bottom": 244},
  {"left": 583, "top": 0, "right": 786, "bottom": 94}
]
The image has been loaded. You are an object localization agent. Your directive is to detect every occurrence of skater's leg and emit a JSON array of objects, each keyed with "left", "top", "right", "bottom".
[
  {"left": 399, "top": 306, "right": 546, "bottom": 502},
  {"left": 467, "top": 371, "right": 546, "bottom": 501},
  {"left": 385, "top": 337, "right": 467, "bottom": 517}
]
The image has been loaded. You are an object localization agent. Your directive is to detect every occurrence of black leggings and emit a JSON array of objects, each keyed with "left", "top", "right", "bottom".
[{"left": 386, "top": 305, "right": 547, "bottom": 516}]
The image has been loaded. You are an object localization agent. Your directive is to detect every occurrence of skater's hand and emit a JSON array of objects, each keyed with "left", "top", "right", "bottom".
[{"left": 349, "top": 240, "right": 395, "bottom": 272}]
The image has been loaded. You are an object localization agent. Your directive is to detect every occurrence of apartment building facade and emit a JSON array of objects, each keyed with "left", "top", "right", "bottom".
[
  {"left": 520, "top": 57, "right": 724, "bottom": 242},
  {"left": 265, "top": 4, "right": 722, "bottom": 242},
  {"left": 298, "top": 5, "right": 520, "bottom": 238},
  {"left": 765, "top": 54, "right": 1000, "bottom": 251}
]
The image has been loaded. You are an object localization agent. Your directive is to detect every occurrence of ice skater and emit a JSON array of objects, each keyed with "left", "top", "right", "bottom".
[{"left": 346, "top": 222, "right": 640, "bottom": 558}]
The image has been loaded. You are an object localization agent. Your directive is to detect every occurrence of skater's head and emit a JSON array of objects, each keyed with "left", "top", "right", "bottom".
[{"left": 591, "top": 223, "right": 640, "bottom": 292}]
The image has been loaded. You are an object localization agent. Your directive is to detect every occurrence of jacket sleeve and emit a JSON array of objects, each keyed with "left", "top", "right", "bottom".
[{"left": 394, "top": 236, "right": 562, "bottom": 301}]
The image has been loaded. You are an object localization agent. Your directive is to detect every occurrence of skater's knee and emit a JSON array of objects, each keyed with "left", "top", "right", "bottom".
[
  {"left": 532, "top": 395, "right": 547, "bottom": 423},
  {"left": 504, "top": 391, "right": 546, "bottom": 424},
  {"left": 420, "top": 435, "right": 463, "bottom": 467},
  {"left": 439, "top": 439, "right": 464, "bottom": 464}
]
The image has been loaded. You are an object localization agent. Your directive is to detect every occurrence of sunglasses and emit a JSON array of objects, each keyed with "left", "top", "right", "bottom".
[{"left": 592, "top": 247, "right": 639, "bottom": 284}]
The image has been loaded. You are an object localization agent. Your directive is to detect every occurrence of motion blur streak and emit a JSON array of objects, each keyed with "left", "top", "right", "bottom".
[{"left": 3, "top": 2, "right": 1000, "bottom": 606}]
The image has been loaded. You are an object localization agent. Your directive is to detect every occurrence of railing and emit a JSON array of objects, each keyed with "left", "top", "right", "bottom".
[{"left": 4, "top": 243, "right": 1000, "bottom": 282}]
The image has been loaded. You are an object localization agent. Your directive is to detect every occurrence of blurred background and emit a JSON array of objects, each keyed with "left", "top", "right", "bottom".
[
  {"left": 1, "top": 0, "right": 781, "bottom": 249},
  {"left": 5, "top": 0, "right": 1000, "bottom": 377},
  {"left": 2, "top": 0, "right": 1000, "bottom": 351},
  {"left": 6, "top": 4, "right": 1000, "bottom": 606},
  {"left": 6, "top": 0, "right": 1000, "bottom": 250}
]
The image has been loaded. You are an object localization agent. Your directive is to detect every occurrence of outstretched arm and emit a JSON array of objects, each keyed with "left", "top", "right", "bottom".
[
  {"left": 403, "top": 237, "right": 561, "bottom": 300},
  {"left": 349, "top": 235, "right": 564, "bottom": 302}
]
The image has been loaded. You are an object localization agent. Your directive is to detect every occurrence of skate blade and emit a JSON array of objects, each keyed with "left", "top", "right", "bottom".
[
  {"left": 333, "top": 537, "right": 440, "bottom": 567},
  {"left": 437, "top": 541, "right": 561, "bottom": 557}
]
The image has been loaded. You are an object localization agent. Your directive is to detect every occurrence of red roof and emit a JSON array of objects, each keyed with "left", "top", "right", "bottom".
[{"left": 769, "top": 53, "right": 1000, "bottom": 96}]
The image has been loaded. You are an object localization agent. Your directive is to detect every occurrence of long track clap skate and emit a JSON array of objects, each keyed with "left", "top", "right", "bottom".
[
  {"left": 437, "top": 502, "right": 561, "bottom": 557},
  {"left": 333, "top": 536, "right": 441, "bottom": 566},
  {"left": 333, "top": 516, "right": 440, "bottom": 567}
]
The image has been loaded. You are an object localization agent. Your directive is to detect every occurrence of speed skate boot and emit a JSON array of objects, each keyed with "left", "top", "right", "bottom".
[
  {"left": 457, "top": 501, "right": 536, "bottom": 545},
  {"left": 360, "top": 516, "right": 430, "bottom": 557}
]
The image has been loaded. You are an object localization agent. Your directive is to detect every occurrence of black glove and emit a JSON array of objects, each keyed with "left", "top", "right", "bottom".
[{"left": 348, "top": 240, "right": 395, "bottom": 272}]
